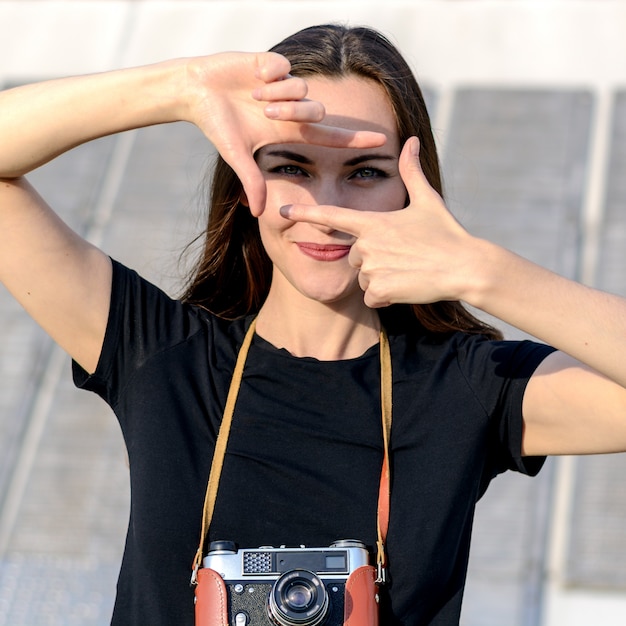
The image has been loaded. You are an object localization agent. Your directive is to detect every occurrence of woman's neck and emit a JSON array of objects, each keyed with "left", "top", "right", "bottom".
[{"left": 256, "top": 292, "right": 380, "bottom": 361}]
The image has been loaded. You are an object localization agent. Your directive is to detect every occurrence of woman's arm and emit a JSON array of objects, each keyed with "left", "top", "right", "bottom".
[
  {"left": 0, "top": 61, "right": 186, "bottom": 178},
  {"left": 472, "top": 243, "right": 626, "bottom": 456},
  {"left": 0, "top": 53, "right": 385, "bottom": 373},
  {"left": 1, "top": 54, "right": 384, "bottom": 210},
  {"left": 0, "top": 61, "right": 186, "bottom": 373},
  {"left": 280, "top": 136, "right": 626, "bottom": 456}
]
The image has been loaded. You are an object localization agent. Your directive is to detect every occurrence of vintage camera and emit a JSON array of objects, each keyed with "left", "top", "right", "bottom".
[{"left": 202, "top": 539, "right": 375, "bottom": 625}]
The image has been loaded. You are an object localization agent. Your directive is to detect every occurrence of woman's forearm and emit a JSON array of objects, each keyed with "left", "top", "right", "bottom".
[
  {"left": 465, "top": 238, "right": 626, "bottom": 388},
  {"left": 0, "top": 59, "right": 189, "bottom": 178},
  {"left": 0, "top": 51, "right": 386, "bottom": 212}
]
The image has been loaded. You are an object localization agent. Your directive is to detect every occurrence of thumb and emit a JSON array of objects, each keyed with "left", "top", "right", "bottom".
[
  {"left": 230, "top": 153, "right": 267, "bottom": 217},
  {"left": 398, "top": 136, "right": 431, "bottom": 205}
]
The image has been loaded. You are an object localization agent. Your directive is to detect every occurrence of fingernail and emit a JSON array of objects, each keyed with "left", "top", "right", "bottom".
[
  {"left": 251, "top": 88, "right": 262, "bottom": 101},
  {"left": 410, "top": 136, "right": 420, "bottom": 157},
  {"left": 279, "top": 205, "right": 292, "bottom": 218},
  {"left": 265, "top": 104, "right": 280, "bottom": 119}
]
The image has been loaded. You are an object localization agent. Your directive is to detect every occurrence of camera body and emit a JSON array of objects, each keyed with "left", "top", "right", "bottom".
[{"left": 201, "top": 539, "right": 377, "bottom": 626}]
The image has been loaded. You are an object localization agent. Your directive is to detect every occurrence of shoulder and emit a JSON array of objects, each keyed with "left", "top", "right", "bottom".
[
  {"left": 389, "top": 328, "right": 555, "bottom": 386},
  {"left": 109, "top": 259, "right": 227, "bottom": 338},
  {"left": 76, "top": 261, "right": 251, "bottom": 390}
]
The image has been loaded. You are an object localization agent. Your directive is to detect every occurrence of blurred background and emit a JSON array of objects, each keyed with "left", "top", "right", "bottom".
[{"left": 1, "top": 1, "right": 625, "bottom": 624}]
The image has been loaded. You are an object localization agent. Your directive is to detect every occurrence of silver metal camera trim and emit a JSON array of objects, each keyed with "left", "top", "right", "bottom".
[{"left": 203, "top": 543, "right": 370, "bottom": 582}]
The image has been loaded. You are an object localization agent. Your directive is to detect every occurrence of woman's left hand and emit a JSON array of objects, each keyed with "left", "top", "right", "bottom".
[{"left": 280, "top": 136, "right": 483, "bottom": 308}]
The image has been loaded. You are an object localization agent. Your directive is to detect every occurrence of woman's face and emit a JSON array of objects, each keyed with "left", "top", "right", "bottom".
[{"left": 255, "top": 75, "right": 406, "bottom": 309}]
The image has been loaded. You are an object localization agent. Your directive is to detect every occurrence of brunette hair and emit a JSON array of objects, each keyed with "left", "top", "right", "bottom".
[{"left": 181, "top": 24, "right": 501, "bottom": 340}]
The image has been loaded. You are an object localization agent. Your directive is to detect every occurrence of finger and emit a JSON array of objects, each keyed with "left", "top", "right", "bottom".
[
  {"left": 264, "top": 100, "right": 326, "bottom": 123},
  {"left": 299, "top": 123, "right": 387, "bottom": 149},
  {"left": 398, "top": 136, "right": 424, "bottom": 190},
  {"left": 398, "top": 136, "right": 438, "bottom": 204},
  {"left": 358, "top": 271, "right": 369, "bottom": 293},
  {"left": 363, "top": 290, "right": 392, "bottom": 309},
  {"left": 348, "top": 244, "right": 363, "bottom": 270},
  {"left": 357, "top": 272, "right": 392, "bottom": 308},
  {"left": 254, "top": 52, "right": 292, "bottom": 83},
  {"left": 253, "top": 76, "right": 309, "bottom": 103},
  {"left": 228, "top": 151, "right": 267, "bottom": 216},
  {"left": 362, "top": 277, "right": 395, "bottom": 309},
  {"left": 259, "top": 115, "right": 386, "bottom": 147},
  {"left": 280, "top": 203, "right": 368, "bottom": 236}
]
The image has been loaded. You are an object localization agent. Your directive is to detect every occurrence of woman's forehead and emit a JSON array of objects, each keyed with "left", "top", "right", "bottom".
[{"left": 305, "top": 76, "right": 398, "bottom": 138}]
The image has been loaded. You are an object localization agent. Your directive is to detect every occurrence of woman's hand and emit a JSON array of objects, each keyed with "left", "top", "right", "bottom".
[
  {"left": 0, "top": 51, "right": 385, "bottom": 214},
  {"left": 278, "top": 136, "right": 482, "bottom": 307},
  {"left": 279, "top": 137, "right": 626, "bottom": 456},
  {"left": 0, "top": 51, "right": 385, "bottom": 371},
  {"left": 185, "top": 52, "right": 387, "bottom": 215}
]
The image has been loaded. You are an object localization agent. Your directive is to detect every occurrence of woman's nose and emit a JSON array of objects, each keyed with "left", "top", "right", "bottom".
[
  {"left": 309, "top": 182, "right": 346, "bottom": 234},
  {"left": 310, "top": 178, "right": 345, "bottom": 207}
]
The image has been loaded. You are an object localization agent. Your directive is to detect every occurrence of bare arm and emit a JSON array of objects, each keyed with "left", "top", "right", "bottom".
[
  {"left": 0, "top": 61, "right": 182, "bottom": 372},
  {"left": 465, "top": 238, "right": 626, "bottom": 455},
  {"left": 0, "top": 178, "right": 111, "bottom": 373},
  {"left": 280, "top": 136, "right": 626, "bottom": 456},
  {"left": 0, "top": 60, "right": 201, "bottom": 372},
  {"left": 0, "top": 53, "right": 385, "bottom": 373},
  {"left": 0, "top": 61, "right": 185, "bottom": 177}
]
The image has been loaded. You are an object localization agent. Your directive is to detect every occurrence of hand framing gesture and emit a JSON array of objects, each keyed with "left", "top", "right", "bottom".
[{"left": 279, "top": 136, "right": 475, "bottom": 307}]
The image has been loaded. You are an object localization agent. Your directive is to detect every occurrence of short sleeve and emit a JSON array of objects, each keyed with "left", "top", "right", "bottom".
[
  {"left": 72, "top": 259, "right": 206, "bottom": 410},
  {"left": 455, "top": 335, "right": 557, "bottom": 479}
]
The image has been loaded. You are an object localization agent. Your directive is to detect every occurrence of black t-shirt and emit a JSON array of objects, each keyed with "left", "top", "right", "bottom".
[{"left": 73, "top": 260, "right": 555, "bottom": 625}]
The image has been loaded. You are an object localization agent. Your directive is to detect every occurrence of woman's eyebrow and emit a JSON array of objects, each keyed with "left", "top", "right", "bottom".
[
  {"left": 343, "top": 154, "right": 397, "bottom": 166},
  {"left": 260, "top": 149, "right": 313, "bottom": 164},
  {"left": 259, "top": 149, "right": 397, "bottom": 167}
]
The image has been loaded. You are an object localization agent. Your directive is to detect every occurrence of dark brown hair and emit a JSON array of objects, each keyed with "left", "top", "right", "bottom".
[{"left": 181, "top": 24, "right": 502, "bottom": 340}]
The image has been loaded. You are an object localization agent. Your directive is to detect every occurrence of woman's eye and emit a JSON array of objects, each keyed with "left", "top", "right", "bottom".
[
  {"left": 272, "top": 164, "right": 307, "bottom": 177},
  {"left": 352, "top": 167, "right": 387, "bottom": 180}
]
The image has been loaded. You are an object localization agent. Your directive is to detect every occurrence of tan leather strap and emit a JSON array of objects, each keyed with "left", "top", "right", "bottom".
[
  {"left": 191, "top": 317, "right": 257, "bottom": 582},
  {"left": 376, "top": 326, "right": 392, "bottom": 584},
  {"left": 191, "top": 318, "right": 392, "bottom": 585}
]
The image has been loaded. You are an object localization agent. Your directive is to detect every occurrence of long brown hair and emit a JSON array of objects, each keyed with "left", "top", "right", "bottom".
[{"left": 181, "top": 24, "right": 502, "bottom": 340}]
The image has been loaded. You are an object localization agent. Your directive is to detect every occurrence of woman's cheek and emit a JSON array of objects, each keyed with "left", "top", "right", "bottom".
[{"left": 266, "top": 179, "right": 314, "bottom": 210}]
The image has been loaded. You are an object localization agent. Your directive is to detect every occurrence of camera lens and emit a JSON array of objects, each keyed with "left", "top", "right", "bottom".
[
  {"left": 268, "top": 569, "right": 329, "bottom": 626},
  {"left": 285, "top": 584, "right": 312, "bottom": 609}
]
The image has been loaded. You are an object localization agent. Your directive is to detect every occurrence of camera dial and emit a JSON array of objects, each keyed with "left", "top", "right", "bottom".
[
  {"left": 329, "top": 539, "right": 366, "bottom": 549},
  {"left": 268, "top": 569, "right": 329, "bottom": 626},
  {"left": 207, "top": 540, "right": 237, "bottom": 554}
]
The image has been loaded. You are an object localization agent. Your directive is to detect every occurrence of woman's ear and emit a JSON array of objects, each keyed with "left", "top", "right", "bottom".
[{"left": 239, "top": 192, "right": 250, "bottom": 208}]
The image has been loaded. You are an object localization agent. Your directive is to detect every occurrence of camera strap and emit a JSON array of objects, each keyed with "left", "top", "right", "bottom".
[{"left": 191, "top": 317, "right": 392, "bottom": 587}]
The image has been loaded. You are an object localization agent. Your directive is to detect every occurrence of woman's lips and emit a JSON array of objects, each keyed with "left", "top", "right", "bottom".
[{"left": 296, "top": 242, "right": 351, "bottom": 261}]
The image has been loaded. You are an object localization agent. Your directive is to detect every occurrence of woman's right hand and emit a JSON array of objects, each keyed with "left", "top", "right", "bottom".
[
  {"left": 0, "top": 51, "right": 384, "bottom": 198},
  {"left": 182, "top": 52, "right": 386, "bottom": 215},
  {"left": 0, "top": 51, "right": 384, "bottom": 372}
]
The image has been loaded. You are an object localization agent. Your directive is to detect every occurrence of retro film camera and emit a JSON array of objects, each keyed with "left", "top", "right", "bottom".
[{"left": 202, "top": 539, "right": 377, "bottom": 625}]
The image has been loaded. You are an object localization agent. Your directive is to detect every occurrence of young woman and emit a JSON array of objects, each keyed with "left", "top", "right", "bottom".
[{"left": 1, "top": 23, "right": 626, "bottom": 626}]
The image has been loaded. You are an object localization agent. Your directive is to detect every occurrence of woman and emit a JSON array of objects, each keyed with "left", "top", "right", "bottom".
[{"left": 1, "top": 23, "right": 625, "bottom": 626}]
